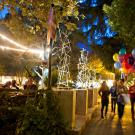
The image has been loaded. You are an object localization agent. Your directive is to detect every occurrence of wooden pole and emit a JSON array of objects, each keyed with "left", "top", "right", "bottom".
[{"left": 47, "top": 39, "right": 53, "bottom": 90}]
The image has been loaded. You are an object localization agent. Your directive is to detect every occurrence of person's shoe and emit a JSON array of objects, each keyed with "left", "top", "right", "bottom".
[
  {"left": 132, "top": 116, "right": 135, "bottom": 120},
  {"left": 118, "top": 118, "right": 122, "bottom": 122},
  {"left": 101, "top": 115, "right": 104, "bottom": 119}
]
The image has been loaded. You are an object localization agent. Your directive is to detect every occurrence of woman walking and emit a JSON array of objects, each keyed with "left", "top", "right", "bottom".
[
  {"left": 99, "top": 81, "right": 110, "bottom": 118},
  {"left": 117, "top": 79, "right": 128, "bottom": 120}
]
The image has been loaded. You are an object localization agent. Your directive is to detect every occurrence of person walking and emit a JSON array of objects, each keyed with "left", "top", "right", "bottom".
[
  {"left": 110, "top": 81, "right": 117, "bottom": 114},
  {"left": 129, "top": 80, "right": 135, "bottom": 120},
  {"left": 98, "top": 81, "right": 110, "bottom": 118},
  {"left": 117, "top": 79, "right": 128, "bottom": 120}
]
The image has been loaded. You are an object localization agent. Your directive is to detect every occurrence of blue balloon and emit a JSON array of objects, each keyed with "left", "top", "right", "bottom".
[
  {"left": 119, "top": 48, "right": 126, "bottom": 55},
  {"left": 132, "top": 48, "right": 135, "bottom": 59},
  {"left": 114, "top": 62, "right": 121, "bottom": 69}
]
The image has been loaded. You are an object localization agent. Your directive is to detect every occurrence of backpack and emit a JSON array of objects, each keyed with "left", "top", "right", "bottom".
[{"left": 110, "top": 86, "right": 117, "bottom": 97}]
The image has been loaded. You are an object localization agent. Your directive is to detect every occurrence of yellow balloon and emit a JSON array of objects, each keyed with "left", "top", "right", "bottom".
[{"left": 113, "top": 53, "right": 119, "bottom": 61}]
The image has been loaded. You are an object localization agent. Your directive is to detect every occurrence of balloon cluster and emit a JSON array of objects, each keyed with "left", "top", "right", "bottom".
[{"left": 113, "top": 48, "right": 135, "bottom": 73}]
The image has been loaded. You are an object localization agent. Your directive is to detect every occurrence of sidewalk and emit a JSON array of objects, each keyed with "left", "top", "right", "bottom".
[
  {"left": 70, "top": 105, "right": 98, "bottom": 135},
  {"left": 82, "top": 104, "right": 135, "bottom": 135}
]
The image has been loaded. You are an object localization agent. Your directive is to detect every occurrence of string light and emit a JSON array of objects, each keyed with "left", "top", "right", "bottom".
[
  {"left": 0, "top": 44, "right": 43, "bottom": 54},
  {"left": 0, "top": 45, "right": 26, "bottom": 52},
  {"left": 0, "top": 33, "right": 44, "bottom": 55},
  {"left": 0, "top": 33, "right": 28, "bottom": 49},
  {"left": 57, "top": 29, "right": 71, "bottom": 88}
]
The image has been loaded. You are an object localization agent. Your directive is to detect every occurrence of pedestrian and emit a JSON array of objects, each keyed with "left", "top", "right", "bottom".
[
  {"left": 11, "top": 80, "right": 19, "bottom": 90},
  {"left": 128, "top": 80, "right": 135, "bottom": 120},
  {"left": 110, "top": 80, "right": 117, "bottom": 114},
  {"left": 2, "top": 81, "right": 11, "bottom": 89},
  {"left": 117, "top": 79, "right": 128, "bottom": 120},
  {"left": 98, "top": 81, "right": 110, "bottom": 118}
]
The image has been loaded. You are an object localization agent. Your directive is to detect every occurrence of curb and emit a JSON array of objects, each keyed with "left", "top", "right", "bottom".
[{"left": 68, "top": 105, "right": 98, "bottom": 135}]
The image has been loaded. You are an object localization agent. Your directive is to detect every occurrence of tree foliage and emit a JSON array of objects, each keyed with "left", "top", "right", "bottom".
[
  {"left": 16, "top": 90, "right": 68, "bottom": 135},
  {"left": 0, "top": 0, "right": 79, "bottom": 34},
  {"left": 91, "top": 38, "right": 123, "bottom": 72},
  {"left": 88, "top": 54, "right": 105, "bottom": 73},
  {"left": 1, "top": 16, "right": 40, "bottom": 45},
  {"left": 104, "top": 0, "right": 135, "bottom": 48}
]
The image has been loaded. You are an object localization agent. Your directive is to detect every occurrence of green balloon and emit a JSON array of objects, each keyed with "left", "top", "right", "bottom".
[{"left": 119, "top": 48, "right": 126, "bottom": 55}]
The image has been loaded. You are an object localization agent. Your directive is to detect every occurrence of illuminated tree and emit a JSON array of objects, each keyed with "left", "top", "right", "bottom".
[{"left": 88, "top": 54, "right": 105, "bottom": 73}]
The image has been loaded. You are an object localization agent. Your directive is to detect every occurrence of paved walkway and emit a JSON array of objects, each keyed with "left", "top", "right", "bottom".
[{"left": 82, "top": 104, "right": 135, "bottom": 135}]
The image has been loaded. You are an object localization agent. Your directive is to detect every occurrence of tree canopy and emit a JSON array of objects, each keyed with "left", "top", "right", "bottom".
[
  {"left": 0, "top": 0, "right": 79, "bottom": 34},
  {"left": 104, "top": 0, "right": 135, "bottom": 48}
]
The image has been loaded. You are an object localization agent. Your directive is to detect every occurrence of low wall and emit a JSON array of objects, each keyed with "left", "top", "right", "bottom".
[
  {"left": 75, "top": 89, "right": 88, "bottom": 116},
  {"left": 93, "top": 89, "right": 98, "bottom": 105},
  {"left": 88, "top": 89, "right": 94, "bottom": 108},
  {"left": 54, "top": 89, "right": 76, "bottom": 129}
]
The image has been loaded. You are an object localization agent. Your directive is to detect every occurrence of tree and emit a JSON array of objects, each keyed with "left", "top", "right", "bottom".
[
  {"left": 0, "top": 0, "right": 80, "bottom": 78},
  {"left": 91, "top": 37, "right": 123, "bottom": 72},
  {"left": 88, "top": 54, "right": 105, "bottom": 73},
  {"left": 0, "top": 0, "right": 79, "bottom": 34},
  {"left": 1, "top": 17, "right": 40, "bottom": 45},
  {"left": 104, "top": 0, "right": 135, "bottom": 48}
]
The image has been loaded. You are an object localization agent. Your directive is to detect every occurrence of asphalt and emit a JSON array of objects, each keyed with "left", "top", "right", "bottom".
[{"left": 82, "top": 104, "right": 135, "bottom": 135}]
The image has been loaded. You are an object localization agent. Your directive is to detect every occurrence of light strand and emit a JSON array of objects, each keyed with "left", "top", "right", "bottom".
[
  {"left": 0, "top": 45, "right": 43, "bottom": 54},
  {"left": 0, "top": 33, "right": 28, "bottom": 49}
]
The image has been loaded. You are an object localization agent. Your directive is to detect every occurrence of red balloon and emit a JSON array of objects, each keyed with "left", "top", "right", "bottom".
[
  {"left": 128, "top": 67, "right": 135, "bottom": 73},
  {"left": 122, "top": 60, "right": 132, "bottom": 69},
  {"left": 121, "top": 54, "right": 135, "bottom": 73},
  {"left": 123, "top": 54, "right": 132, "bottom": 61}
]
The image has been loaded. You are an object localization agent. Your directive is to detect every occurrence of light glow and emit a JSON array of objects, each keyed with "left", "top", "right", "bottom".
[
  {"left": 46, "top": 47, "right": 51, "bottom": 52},
  {"left": 0, "top": 45, "right": 43, "bottom": 54},
  {"left": 0, "top": 33, "right": 28, "bottom": 49},
  {"left": 0, "top": 45, "right": 25, "bottom": 52},
  {"left": 0, "top": 33, "right": 44, "bottom": 55}
]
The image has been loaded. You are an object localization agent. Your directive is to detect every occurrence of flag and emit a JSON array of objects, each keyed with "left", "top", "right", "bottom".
[{"left": 47, "top": 6, "right": 56, "bottom": 45}]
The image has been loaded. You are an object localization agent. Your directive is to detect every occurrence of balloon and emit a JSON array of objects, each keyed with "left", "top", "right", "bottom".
[
  {"left": 120, "top": 68, "right": 128, "bottom": 73},
  {"left": 119, "top": 48, "right": 126, "bottom": 55},
  {"left": 132, "top": 48, "right": 135, "bottom": 59},
  {"left": 127, "top": 56, "right": 134, "bottom": 65},
  {"left": 114, "top": 62, "right": 121, "bottom": 69},
  {"left": 118, "top": 55, "right": 124, "bottom": 63},
  {"left": 122, "top": 60, "right": 132, "bottom": 70},
  {"left": 123, "top": 54, "right": 131, "bottom": 61},
  {"left": 128, "top": 67, "right": 135, "bottom": 73},
  {"left": 113, "top": 53, "right": 119, "bottom": 61}
]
